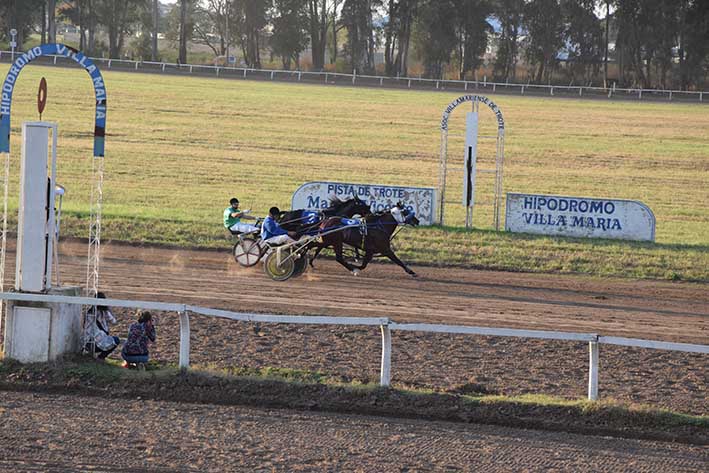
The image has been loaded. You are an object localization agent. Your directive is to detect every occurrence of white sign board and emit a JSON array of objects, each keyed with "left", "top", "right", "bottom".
[
  {"left": 292, "top": 181, "right": 437, "bottom": 226},
  {"left": 505, "top": 193, "right": 655, "bottom": 241},
  {"left": 463, "top": 111, "right": 478, "bottom": 207}
]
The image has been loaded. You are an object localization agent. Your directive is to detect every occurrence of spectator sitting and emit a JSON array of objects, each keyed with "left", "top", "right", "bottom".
[
  {"left": 121, "top": 310, "right": 157, "bottom": 369},
  {"left": 83, "top": 292, "right": 120, "bottom": 362}
]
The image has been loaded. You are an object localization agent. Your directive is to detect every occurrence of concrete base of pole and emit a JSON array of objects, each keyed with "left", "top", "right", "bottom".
[{"left": 3, "top": 286, "right": 82, "bottom": 363}]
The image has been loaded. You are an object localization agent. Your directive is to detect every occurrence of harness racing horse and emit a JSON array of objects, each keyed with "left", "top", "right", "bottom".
[
  {"left": 278, "top": 196, "right": 371, "bottom": 235},
  {"left": 314, "top": 202, "right": 419, "bottom": 277}
]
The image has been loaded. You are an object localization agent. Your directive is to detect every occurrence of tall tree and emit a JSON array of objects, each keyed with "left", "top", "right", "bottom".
[
  {"left": 152, "top": 0, "right": 159, "bottom": 61},
  {"left": 94, "top": 0, "right": 145, "bottom": 58},
  {"left": 271, "top": 0, "right": 310, "bottom": 69},
  {"left": 523, "top": 0, "right": 564, "bottom": 83},
  {"left": 492, "top": 0, "right": 524, "bottom": 82},
  {"left": 414, "top": 0, "right": 458, "bottom": 78},
  {"left": 235, "top": 0, "right": 270, "bottom": 68},
  {"left": 0, "top": 0, "right": 44, "bottom": 50},
  {"left": 179, "top": 0, "right": 191, "bottom": 63},
  {"left": 191, "top": 0, "right": 230, "bottom": 57},
  {"left": 614, "top": 0, "right": 667, "bottom": 87},
  {"left": 48, "top": 0, "right": 57, "bottom": 44},
  {"left": 680, "top": 0, "right": 709, "bottom": 89},
  {"left": 561, "top": 0, "right": 604, "bottom": 85},
  {"left": 383, "top": 0, "right": 417, "bottom": 77},
  {"left": 341, "top": 0, "right": 380, "bottom": 74},
  {"left": 306, "top": 0, "right": 329, "bottom": 70},
  {"left": 453, "top": 0, "right": 493, "bottom": 81}
]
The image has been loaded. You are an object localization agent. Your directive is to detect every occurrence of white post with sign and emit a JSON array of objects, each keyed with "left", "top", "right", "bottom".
[
  {"left": 439, "top": 95, "right": 505, "bottom": 230},
  {"left": 3, "top": 122, "right": 82, "bottom": 363},
  {"left": 15, "top": 123, "right": 54, "bottom": 292},
  {"left": 9, "top": 29, "right": 17, "bottom": 62},
  {"left": 463, "top": 110, "right": 479, "bottom": 228}
]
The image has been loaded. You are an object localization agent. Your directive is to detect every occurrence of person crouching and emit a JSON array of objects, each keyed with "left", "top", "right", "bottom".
[{"left": 121, "top": 310, "right": 157, "bottom": 370}]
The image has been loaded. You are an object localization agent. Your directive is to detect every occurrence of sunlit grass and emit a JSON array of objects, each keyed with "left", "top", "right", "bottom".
[{"left": 1, "top": 64, "right": 707, "bottom": 280}]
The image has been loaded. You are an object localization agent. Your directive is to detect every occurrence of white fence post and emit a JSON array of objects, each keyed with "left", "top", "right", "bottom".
[
  {"left": 189, "top": 65, "right": 193, "bottom": 73},
  {"left": 270, "top": 71, "right": 274, "bottom": 80},
  {"left": 179, "top": 310, "right": 190, "bottom": 370},
  {"left": 380, "top": 324, "right": 392, "bottom": 387},
  {"left": 161, "top": 63, "right": 165, "bottom": 72},
  {"left": 53, "top": 56, "right": 57, "bottom": 65},
  {"left": 134, "top": 61, "right": 139, "bottom": 70},
  {"left": 588, "top": 341, "right": 599, "bottom": 400},
  {"left": 298, "top": 71, "right": 302, "bottom": 81},
  {"left": 108, "top": 59, "right": 112, "bottom": 68}
]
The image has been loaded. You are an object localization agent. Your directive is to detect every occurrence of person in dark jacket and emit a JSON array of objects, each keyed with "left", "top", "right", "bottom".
[
  {"left": 261, "top": 206, "right": 297, "bottom": 245},
  {"left": 121, "top": 310, "right": 156, "bottom": 369}
]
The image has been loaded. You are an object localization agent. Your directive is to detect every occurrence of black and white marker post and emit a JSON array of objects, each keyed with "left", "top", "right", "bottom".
[{"left": 463, "top": 107, "right": 479, "bottom": 228}]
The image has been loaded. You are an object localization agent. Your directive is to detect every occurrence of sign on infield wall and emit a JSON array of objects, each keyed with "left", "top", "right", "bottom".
[
  {"left": 292, "top": 182, "right": 437, "bottom": 226},
  {"left": 505, "top": 193, "right": 655, "bottom": 241}
]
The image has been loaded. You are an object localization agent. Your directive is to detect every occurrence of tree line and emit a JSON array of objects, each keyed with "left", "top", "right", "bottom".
[{"left": 1, "top": 0, "right": 707, "bottom": 89}]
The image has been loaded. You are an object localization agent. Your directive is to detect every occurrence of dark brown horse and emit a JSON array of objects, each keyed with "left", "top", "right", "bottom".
[
  {"left": 278, "top": 196, "right": 371, "bottom": 235},
  {"left": 313, "top": 203, "right": 419, "bottom": 277}
]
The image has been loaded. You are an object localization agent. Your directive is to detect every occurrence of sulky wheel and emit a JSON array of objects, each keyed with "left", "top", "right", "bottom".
[
  {"left": 233, "top": 238, "right": 263, "bottom": 267},
  {"left": 263, "top": 249, "right": 296, "bottom": 281}
]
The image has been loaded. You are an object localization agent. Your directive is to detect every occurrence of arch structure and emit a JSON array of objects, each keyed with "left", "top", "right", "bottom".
[
  {"left": 0, "top": 43, "right": 107, "bottom": 300},
  {"left": 439, "top": 95, "right": 505, "bottom": 229}
]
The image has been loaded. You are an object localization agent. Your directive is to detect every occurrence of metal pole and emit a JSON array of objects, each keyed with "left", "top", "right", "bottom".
[
  {"left": 179, "top": 310, "right": 190, "bottom": 369},
  {"left": 588, "top": 341, "right": 599, "bottom": 400},
  {"left": 380, "top": 324, "right": 391, "bottom": 386},
  {"left": 10, "top": 29, "right": 17, "bottom": 63}
]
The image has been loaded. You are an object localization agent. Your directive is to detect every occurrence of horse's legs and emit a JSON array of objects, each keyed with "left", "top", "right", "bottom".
[
  {"left": 357, "top": 247, "right": 375, "bottom": 272},
  {"left": 333, "top": 240, "right": 357, "bottom": 273},
  {"left": 383, "top": 250, "right": 417, "bottom": 277},
  {"left": 309, "top": 244, "right": 324, "bottom": 268}
]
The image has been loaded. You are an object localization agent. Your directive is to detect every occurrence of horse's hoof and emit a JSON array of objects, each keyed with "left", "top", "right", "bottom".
[
  {"left": 352, "top": 269, "right": 360, "bottom": 276},
  {"left": 410, "top": 272, "right": 418, "bottom": 278}
]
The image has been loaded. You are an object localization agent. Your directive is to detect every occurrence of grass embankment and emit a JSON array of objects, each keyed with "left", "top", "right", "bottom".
[
  {"left": 0, "top": 358, "right": 706, "bottom": 444},
  {"left": 1, "top": 64, "right": 707, "bottom": 280}
]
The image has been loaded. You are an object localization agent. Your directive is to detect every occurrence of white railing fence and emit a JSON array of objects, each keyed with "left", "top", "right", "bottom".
[
  {"left": 0, "top": 292, "right": 707, "bottom": 402},
  {"left": 1, "top": 50, "right": 705, "bottom": 103}
]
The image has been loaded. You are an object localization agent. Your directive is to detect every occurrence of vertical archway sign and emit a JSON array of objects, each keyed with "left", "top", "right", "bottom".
[
  {"left": 0, "top": 44, "right": 107, "bottom": 302},
  {"left": 439, "top": 95, "right": 505, "bottom": 229}
]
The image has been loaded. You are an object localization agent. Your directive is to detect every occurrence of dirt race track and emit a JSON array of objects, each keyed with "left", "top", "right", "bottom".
[
  {"left": 32, "top": 240, "right": 707, "bottom": 413},
  {"left": 0, "top": 391, "right": 707, "bottom": 473},
  {"left": 1, "top": 241, "right": 708, "bottom": 471},
  {"left": 54, "top": 240, "right": 708, "bottom": 343}
]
